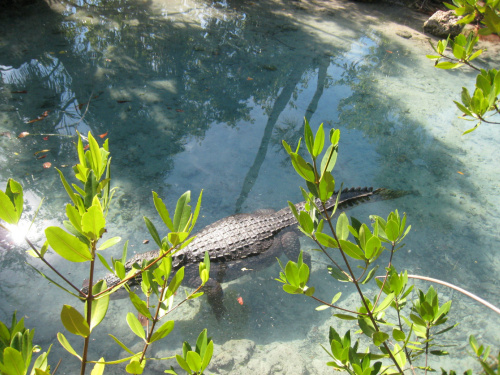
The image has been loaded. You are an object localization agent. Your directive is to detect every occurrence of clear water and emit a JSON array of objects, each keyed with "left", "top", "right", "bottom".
[{"left": 1, "top": 0, "right": 499, "bottom": 373}]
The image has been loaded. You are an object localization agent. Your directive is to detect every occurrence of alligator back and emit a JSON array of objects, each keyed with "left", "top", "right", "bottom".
[{"left": 173, "top": 186, "right": 392, "bottom": 265}]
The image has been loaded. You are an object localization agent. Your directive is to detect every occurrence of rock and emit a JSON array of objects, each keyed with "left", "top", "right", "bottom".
[
  {"left": 423, "top": 10, "right": 464, "bottom": 38},
  {"left": 209, "top": 339, "right": 255, "bottom": 373},
  {"left": 244, "top": 343, "right": 308, "bottom": 375},
  {"left": 396, "top": 30, "right": 413, "bottom": 39}
]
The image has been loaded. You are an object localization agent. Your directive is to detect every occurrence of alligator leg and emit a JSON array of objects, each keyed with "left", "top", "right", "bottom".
[
  {"left": 282, "top": 231, "right": 311, "bottom": 267},
  {"left": 204, "top": 277, "right": 226, "bottom": 321}
]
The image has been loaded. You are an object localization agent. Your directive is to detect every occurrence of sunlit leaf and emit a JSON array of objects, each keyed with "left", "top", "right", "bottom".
[
  {"left": 60, "top": 305, "right": 90, "bottom": 337},
  {"left": 150, "top": 320, "right": 175, "bottom": 343},
  {"left": 91, "top": 357, "right": 105, "bottom": 375},
  {"left": 0, "top": 190, "right": 18, "bottom": 225},
  {"left": 126, "top": 312, "right": 145, "bottom": 340},
  {"left": 45, "top": 226, "right": 92, "bottom": 262},
  {"left": 87, "top": 280, "right": 109, "bottom": 331},
  {"left": 98, "top": 236, "right": 121, "bottom": 251}
]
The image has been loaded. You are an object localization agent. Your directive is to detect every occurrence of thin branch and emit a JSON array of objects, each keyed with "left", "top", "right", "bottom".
[
  {"left": 309, "top": 295, "right": 367, "bottom": 315},
  {"left": 376, "top": 274, "right": 500, "bottom": 315},
  {"left": 25, "top": 237, "right": 85, "bottom": 297}
]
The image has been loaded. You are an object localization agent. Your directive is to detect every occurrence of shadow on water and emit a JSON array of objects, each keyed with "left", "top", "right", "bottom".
[{"left": 0, "top": 0, "right": 499, "bottom": 369}]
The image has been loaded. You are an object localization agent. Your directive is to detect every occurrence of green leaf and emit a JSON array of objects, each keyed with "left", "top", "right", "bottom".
[
  {"left": 87, "top": 132, "right": 104, "bottom": 180},
  {"left": 82, "top": 198, "right": 106, "bottom": 240},
  {"left": 126, "top": 312, "right": 145, "bottom": 340},
  {"left": 190, "top": 190, "right": 203, "bottom": 232},
  {"left": 108, "top": 334, "right": 135, "bottom": 355},
  {"left": 56, "top": 168, "right": 83, "bottom": 212},
  {"left": 361, "top": 265, "right": 379, "bottom": 284},
  {"left": 150, "top": 320, "right": 175, "bottom": 343},
  {"left": 174, "top": 191, "right": 192, "bottom": 232},
  {"left": 201, "top": 340, "right": 213, "bottom": 372},
  {"left": 60, "top": 305, "right": 90, "bottom": 337},
  {"left": 320, "top": 144, "right": 338, "bottom": 174},
  {"left": 315, "top": 305, "right": 330, "bottom": 311},
  {"left": 312, "top": 123, "right": 325, "bottom": 159},
  {"left": 186, "top": 352, "right": 202, "bottom": 373},
  {"left": 125, "top": 359, "right": 145, "bottom": 374},
  {"left": 327, "top": 266, "right": 350, "bottom": 282},
  {"left": 5, "top": 179, "right": 23, "bottom": 223},
  {"left": 83, "top": 171, "right": 99, "bottom": 209},
  {"left": 91, "top": 358, "right": 105, "bottom": 375},
  {"left": 384, "top": 220, "right": 399, "bottom": 242},
  {"left": 316, "top": 232, "right": 338, "bottom": 248},
  {"left": 372, "top": 331, "right": 389, "bottom": 346},
  {"left": 0, "top": 190, "right": 18, "bottom": 225},
  {"left": 482, "top": 6, "right": 500, "bottom": 34},
  {"left": 87, "top": 280, "right": 109, "bottom": 331},
  {"left": 298, "top": 211, "right": 314, "bottom": 234},
  {"left": 2, "top": 347, "right": 26, "bottom": 375},
  {"left": 290, "top": 153, "right": 316, "bottom": 182},
  {"left": 167, "top": 267, "right": 185, "bottom": 299},
  {"left": 435, "top": 61, "right": 463, "bottom": 69},
  {"left": 65, "top": 204, "right": 83, "bottom": 233},
  {"left": 393, "top": 328, "right": 406, "bottom": 342},
  {"left": 364, "top": 236, "right": 381, "bottom": 259},
  {"left": 336, "top": 213, "right": 349, "bottom": 241},
  {"left": 283, "top": 284, "right": 302, "bottom": 294},
  {"left": 128, "top": 292, "right": 152, "bottom": 319},
  {"left": 338, "top": 239, "right": 365, "bottom": 260},
  {"left": 45, "top": 226, "right": 92, "bottom": 262},
  {"left": 318, "top": 172, "right": 335, "bottom": 202},
  {"left": 358, "top": 317, "right": 376, "bottom": 337},
  {"left": 333, "top": 314, "right": 357, "bottom": 320},
  {"left": 143, "top": 217, "right": 162, "bottom": 247},
  {"left": 57, "top": 332, "right": 82, "bottom": 360},
  {"left": 175, "top": 354, "right": 192, "bottom": 374},
  {"left": 304, "top": 118, "right": 314, "bottom": 157},
  {"left": 98, "top": 236, "right": 121, "bottom": 251}
]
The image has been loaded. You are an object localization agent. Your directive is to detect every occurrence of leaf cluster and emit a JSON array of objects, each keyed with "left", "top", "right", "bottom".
[
  {"left": 426, "top": 0, "right": 500, "bottom": 133},
  {"left": 0, "top": 132, "right": 213, "bottom": 375},
  {"left": 277, "top": 120, "right": 499, "bottom": 374}
]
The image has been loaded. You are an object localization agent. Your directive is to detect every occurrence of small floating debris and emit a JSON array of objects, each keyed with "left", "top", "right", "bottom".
[
  {"left": 262, "top": 65, "right": 277, "bottom": 71},
  {"left": 27, "top": 110, "right": 49, "bottom": 124}
]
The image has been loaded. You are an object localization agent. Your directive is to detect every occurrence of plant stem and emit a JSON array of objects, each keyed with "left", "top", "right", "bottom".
[{"left": 80, "top": 242, "right": 97, "bottom": 375}]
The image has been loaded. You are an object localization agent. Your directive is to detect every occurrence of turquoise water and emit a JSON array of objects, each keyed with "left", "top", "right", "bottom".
[{"left": 1, "top": 0, "right": 499, "bottom": 373}]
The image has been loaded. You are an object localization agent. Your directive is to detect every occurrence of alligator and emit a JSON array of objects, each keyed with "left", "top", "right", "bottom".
[{"left": 86, "top": 187, "right": 404, "bottom": 319}]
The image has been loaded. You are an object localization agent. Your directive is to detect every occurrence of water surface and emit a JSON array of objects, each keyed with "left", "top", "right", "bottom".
[{"left": 1, "top": 0, "right": 499, "bottom": 373}]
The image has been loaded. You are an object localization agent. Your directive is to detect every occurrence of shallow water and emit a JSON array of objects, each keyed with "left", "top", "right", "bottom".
[{"left": 0, "top": 0, "right": 499, "bottom": 373}]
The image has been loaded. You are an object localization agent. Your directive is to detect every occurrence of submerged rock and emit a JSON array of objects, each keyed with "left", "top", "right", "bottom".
[
  {"left": 210, "top": 339, "right": 255, "bottom": 373},
  {"left": 423, "top": 10, "right": 464, "bottom": 38}
]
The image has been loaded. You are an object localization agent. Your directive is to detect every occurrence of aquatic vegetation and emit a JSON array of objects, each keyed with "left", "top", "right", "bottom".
[
  {"left": 277, "top": 119, "right": 500, "bottom": 374},
  {"left": 427, "top": 0, "right": 500, "bottom": 134},
  {"left": 0, "top": 132, "right": 212, "bottom": 375}
]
